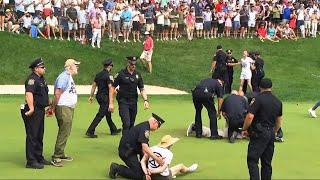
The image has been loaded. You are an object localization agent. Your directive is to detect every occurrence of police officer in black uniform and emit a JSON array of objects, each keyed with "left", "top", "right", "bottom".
[
  {"left": 21, "top": 58, "right": 51, "bottom": 169},
  {"left": 211, "top": 45, "right": 229, "bottom": 94},
  {"left": 86, "top": 59, "right": 121, "bottom": 138},
  {"left": 109, "top": 56, "right": 150, "bottom": 135},
  {"left": 251, "top": 52, "right": 265, "bottom": 93},
  {"left": 192, "top": 73, "right": 224, "bottom": 139},
  {"left": 242, "top": 78, "right": 282, "bottom": 180},
  {"left": 225, "top": 49, "right": 239, "bottom": 94},
  {"left": 109, "top": 113, "right": 165, "bottom": 180}
]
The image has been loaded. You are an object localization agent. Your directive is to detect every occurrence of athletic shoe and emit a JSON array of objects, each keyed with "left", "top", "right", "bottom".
[
  {"left": 229, "top": 131, "right": 238, "bottom": 143},
  {"left": 111, "top": 128, "right": 122, "bottom": 135},
  {"left": 109, "top": 162, "right": 119, "bottom": 179},
  {"left": 26, "top": 162, "right": 44, "bottom": 169},
  {"left": 51, "top": 158, "right": 63, "bottom": 167},
  {"left": 308, "top": 108, "right": 317, "bottom": 118},
  {"left": 188, "top": 163, "right": 198, "bottom": 172},
  {"left": 186, "top": 123, "right": 194, "bottom": 136},
  {"left": 275, "top": 137, "right": 284, "bottom": 143},
  {"left": 210, "top": 135, "right": 223, "bottom": 140},
  {"left": 60, "top": 155, "right": 73, "bottom": 162},
  {"left": 86, "top": 132, "right": 98, "bottom": 138}
]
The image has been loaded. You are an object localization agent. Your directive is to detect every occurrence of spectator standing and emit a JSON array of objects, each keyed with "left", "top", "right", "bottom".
[
  {"left": 66, "top": 3, "right": 78, "bottom": 41},
  {"left": 91, "top": 12, "right": 103, "bottom": 48},
  {"left": 140, "top": 31, "right": 154, "bottom": 73}
]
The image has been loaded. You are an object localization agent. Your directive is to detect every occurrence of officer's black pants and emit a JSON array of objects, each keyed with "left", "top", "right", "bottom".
[
  {"left": 87, "top": 94, "right": 117, "bottom": 134},
  {"left": 227, "top": 118, "right": 244, "bottom": 139},
  {"left": 225, "top": 71, "right": 234, "bottom": 94},
  {"left": 117, "top": 150, "right": 144, "bottom": 180},
  {"left": 118, "top": 103, "right": 137, "bottom": 135},
  {"left": 247, "top": 128, "right": 275, "bottom": 180},
  {"left": 21, "top": 105, "right": 45, "bottom": 164},
  {"left": 251, "top": 72, "right": 261, "bottom": 93},
  {"left": 193, "top": 96, "right": 218, "bottom": 137}
]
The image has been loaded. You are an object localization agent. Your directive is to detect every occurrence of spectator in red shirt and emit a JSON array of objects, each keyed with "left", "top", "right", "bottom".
[
  {"left": 257, "top": 23, "right": 267, "bottom": 42},
  {"left": 140, "top": 31, "right": 154, "bottom": 73},
  {"left": 215, "top": 0, "right": 224, "bottom": 13}
]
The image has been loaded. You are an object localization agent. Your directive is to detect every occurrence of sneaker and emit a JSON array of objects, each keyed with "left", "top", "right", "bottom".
[
  {"left": 111, "top": 128, "right": 122, "bottom": 135},
  {"left": 67, "top": 37, "right": 70, "bottom": 41},
  {"left": 137, "top": 39, "right": 141, "bottom": 42},
  {"left": 229, "top": 131, "right": 238, "bottom": 143},
  {"left": 308, "top": 108, "right": 317, "bottom": 118},
  {"left": 109, "top": 162, "right": 119, "bottom": 179},
  {"left": 124, "top": 39, "right": 127, "bottom": 43},
  {"left": 60, "top": 37, "right": 64, "bottom": 40},
  {"left": 51, "top": 159, "right": 63, "bottom": 167},
  {"left": 116, "top": 39, "right": 120, "bottom": 43},
  {"left": 210, "top": 135, "right": 223, "bottom": 140},
  {"left": 133, "top": 39, "right": 136, "bottom": 42},
  {"left": 60, "top": 155, "right": 73, "bottom": 162},
  {"left": 39, "top": 159, "right": 51, "bottom": 165},
  {"left": 91, "top": 44, "right": 95, "bottom": 48},
  {"left": 126, "top": 39, "right": 130, "bottom": 42},
  {"left": 275, "top": 136, "right": 284, "bottom": 143},
  {"left": 26, "top": 162, "right": 44, "bottom": 169},
  {"left": 97, "top": 45, "right": 101, "bottom": 49},
  {"left": 86, "top": 132, "right": 98, "bottom": 138},
  {"left": 112, "top": 39, "right": 115, "bottom": 42},
  {"left": 174, "top": 38, "right": 178, "bottom": 41},
  {"left": 186, "top": 123, "right": 194, "bottom": 137},
  {"left": 188, "top": 163, "right": 198, "bottom": 172}
]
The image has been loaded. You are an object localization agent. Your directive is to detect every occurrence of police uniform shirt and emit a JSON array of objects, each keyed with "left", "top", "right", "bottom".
[
  {"left": 119, "top": 121, "right": 150, "bottom": 154},
  {"left": 194, "top": 78, "right": 224, "bottom": 99},
  {"left": 255, "top": 58, "right": 264, "bottom": 70},
  {"left": 226, "top": 56, "right": 238, "bottom": 72},
  {"left": 213, "top": 50, "right": 227, "bottom": 71},
  {"left": 221, "top": 94, "right": 248, "bottom": 120},
  {"left": 113, "top": 68, "right": 144, "bottom": 103},
  {"left": 248, "top": 91, "right": 282, "bottom": 128},
  {"left": 94, "top": 69, "right": 113, "bottom": 95},
  {"left": 25, "top": 72, "right": 49, "bottom": 108}
]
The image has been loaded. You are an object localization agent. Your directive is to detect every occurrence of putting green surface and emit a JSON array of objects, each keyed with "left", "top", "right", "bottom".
[{"left": 1, "top": 95, "right": 319, "bottom": 179}]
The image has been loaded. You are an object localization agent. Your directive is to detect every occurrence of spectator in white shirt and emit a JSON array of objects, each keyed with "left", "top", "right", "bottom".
[
  {"left": 46, "top": 13, "right": 59, "bottom": 39},
  {"left": 77, "top": 4, "right": 86, "bottom": 41},
  {"left": 23, "top": 0, "right": 35, "bottom": 16}
]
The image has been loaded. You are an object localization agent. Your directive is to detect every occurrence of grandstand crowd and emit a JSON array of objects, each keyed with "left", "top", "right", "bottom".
[{"left": 0, "top": 0, "right": 319, "bottom": 46}]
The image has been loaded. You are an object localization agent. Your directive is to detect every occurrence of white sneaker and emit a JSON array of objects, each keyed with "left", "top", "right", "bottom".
[
  {"left": 124, "top": 39, "right": 127, "bottom": 43},
  {"left": 67, "top": 37, "right": 70, "bottom": 41},
  {"left": 308, "top": 108, "right": 317, "bottom": 118},
  {"left": 127, "top": 39, "right": 130, "bottom": 42},
  {"left": 186, "top": 123, "right": 194, "bottom": 137},
  {"left": 188, "top": 164, "right": 198, "bottom": 172},
  {"left": 137, "top": 39, "right": 141, "bottom": 42},
  {"left": 133, "top": 39, "right": 136, "bottom": 42},
  {"left": 117, "top": 39, "right": 120, "bottom": 43}
]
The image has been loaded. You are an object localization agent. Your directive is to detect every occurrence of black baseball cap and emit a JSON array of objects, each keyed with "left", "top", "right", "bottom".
[
  {"left": 29, "top": 57, "right": 44, "bottom": 69},
  {"left": 126, "top": 56, "right": 138, "bottom": 65},
  {"left": 216, "top": 45, "right": 222, "bottom": 49},
  {"left": 259, "top": 78, "right": 272, "bottom": 89},
  {"left": 152, "top": 113, "right": 165, "bottom": 128},
  {"left": 103, "top": 59, "right": 113, "bottom": 66}
]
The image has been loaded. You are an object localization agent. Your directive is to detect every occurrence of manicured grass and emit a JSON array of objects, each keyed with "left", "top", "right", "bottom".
[
  {"left": 1, "top": 95, "right": 320, "bottom": 179},
  {"left": 0, "top": 32, "right": 320, "bottom": 101}
]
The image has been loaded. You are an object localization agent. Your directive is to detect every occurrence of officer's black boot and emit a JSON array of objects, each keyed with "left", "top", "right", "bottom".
[{"left": 109, "top": 162, "right": 119, "bottom": 179}]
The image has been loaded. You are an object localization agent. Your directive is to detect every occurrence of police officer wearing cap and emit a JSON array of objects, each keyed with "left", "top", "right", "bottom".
[
  {"left": 225, "top": 49, "right": 239, "bottom": 94},
  {"left": 109, "top": 56, "right": 149, "bottom": 135},
  {"left": 109, "top": 113, "right": 165, "bottom": 180},
  {"left": 251, "top": 52, "right": 265, "bottom": 93},
  {"left": 211, "top": 45, "right": 229, "bottom": 93},
  {"left": 192, "top": 73, "right": 224, "bottom": 139},
  {"left": 86, "top": 59, "right": 121, "bottom": 138},
  {"left": 21, "top": 58, "right": 51, "bottom": 169},
  {"left": 242, "top": 78, "right": 282, "bottom": 180}
]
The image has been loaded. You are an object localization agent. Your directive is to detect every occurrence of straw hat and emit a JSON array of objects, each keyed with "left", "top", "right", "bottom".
[{"left": 158, "top": 135, "right": 179, "bottom": 148}]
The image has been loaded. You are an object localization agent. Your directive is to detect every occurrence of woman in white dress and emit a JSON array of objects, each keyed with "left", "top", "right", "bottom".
[{"left": 239, "top": 50, "right": 254, "bottom": 93}]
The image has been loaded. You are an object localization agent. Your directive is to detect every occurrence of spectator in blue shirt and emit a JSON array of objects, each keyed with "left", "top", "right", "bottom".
[{"left": 121, "top": 6, "right": 132, "bottom": 42}]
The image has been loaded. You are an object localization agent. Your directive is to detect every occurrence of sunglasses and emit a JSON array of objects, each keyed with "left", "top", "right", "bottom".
[
  {"left": 227, "top": 52, "right": 232, "bottom": 54},
  {"left": 38, "top": 66, "right": 46, "bottom": 69},
  {"left": 129, "top": 63, "right": 136, "bottom": 66}
]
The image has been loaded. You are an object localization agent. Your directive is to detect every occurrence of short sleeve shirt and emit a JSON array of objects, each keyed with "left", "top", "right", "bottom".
[
  {"left": 94, "top": 69, "right": 113, "bottom": 95},
  {"left": 25, "top": 72, "right": 49, "bottom": 108}
]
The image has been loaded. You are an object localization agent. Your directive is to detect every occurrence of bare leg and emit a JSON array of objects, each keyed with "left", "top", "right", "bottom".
[
  {"left": 239, "top": 79, "right": 244, "bottom": 92},
  {"left": 247, "top": 79, "right": 253, "bottom": 92},
  {"left": 147, "top": 61, "right": 152, "bottom": 73},
  {"left": 170, "top": 164, "right": 189, "bottom": 177}
]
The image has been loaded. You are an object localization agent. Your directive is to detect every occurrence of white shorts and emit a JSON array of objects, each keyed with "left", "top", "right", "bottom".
[
  {"left": 248, "top": 21, "right": 255, "bottom": 27},
  {"left": 240, "top": 72, "right": 252, "bottom": 80},
  {"left": 140, "top": 50, "right": 153, "bottom": 62},
  {"left": 195, "top": 23, "right": 203, "bottom": 30},
  {"left": 68, "top": 22, "right": 78, "bottom": 30}
]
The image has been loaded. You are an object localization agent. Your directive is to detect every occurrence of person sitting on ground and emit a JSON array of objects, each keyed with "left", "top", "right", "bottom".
[
  {"left": 266, "top": 23, "right": 280, "bottom": 42},
  {"left": 4, "top": 9, "right": 20, "bottom": 33},
  {"left": 283, "top": 23, "right": 298, "bottom": 41},
  {"left": 141, "top": 135, "right": 198, "bottom": 180},
  {"left": 257, "top": 23, "right": 267, "bottom": 42},
  {"left": 30, "top": 11, "right": 47, "bottom": 39}
]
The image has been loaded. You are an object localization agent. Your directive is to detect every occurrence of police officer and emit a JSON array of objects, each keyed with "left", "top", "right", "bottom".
[
  {"left": 109, "top": 113, "right": 165, "bottom": 180},
  {"left": 86, "top": 59, "right": 121, "bottom": 138},
  {"left": 242, "top": 78, "right": 282, "bottom": 180},
  {"left": 192, "top": 73, "right": 224, "bottom": 139},
  {"left": 109, "top": 56, "right": 149, "bottom": 135},
  {"left": 221, "top": 90, "right": 248, "bottom": 143},
  {"left": 211, "top": 45, "right": 228, "bottom": 94},
  {"left": 251, "top": 52, "right": 265, "bottom": 92},
  {"left": 225, "top": 49, "right": 239, "bottom": 94},
  {"left": 21, "top": 58, "right": 51, "bottom": 169}
]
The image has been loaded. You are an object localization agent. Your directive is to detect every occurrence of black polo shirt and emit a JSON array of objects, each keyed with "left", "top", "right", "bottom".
[
  {"left": 221, "top": 94, "right": 248, "bottom": 120},
  {"left": 255, "top": 57, "right": 264, "bottom": 71},
  {"left": 25, "top": 72, "right": 49, "bottom": 108},
  {"left": 213, "top": 50, "right": 227, "bottom": 72},
  {"left": 94, "top": 69, "right": 113, "bottom": 95},
  {"left": 226, "top": 56, "right": 238, "bottom": 72},
  {"left": 248, "top": 91, "right": 282, "bottom": 128},
  {"left": 119, "top": 121, "right": 150, "bottom": 155},
  {"left": 193, "top": 78, "right": 224, "bottom": 99},
  {"left": 113, "top": 68, "right": 144, "bottom": 104}
]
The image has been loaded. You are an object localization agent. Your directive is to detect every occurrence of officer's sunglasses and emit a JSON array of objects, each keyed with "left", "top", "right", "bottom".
[{"left": 38, "top": 66, "right": 46, "bottom": 69}]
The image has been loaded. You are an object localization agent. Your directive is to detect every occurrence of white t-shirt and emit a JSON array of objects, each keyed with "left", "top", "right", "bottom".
[
  {"left": 248, "top": 10, "right": 256, "bottom": 22},
  {"left": 156, "top": 12, "right": 165, "bottom": 25},
  {"left": 78, "top": 9, "right": 87, "bottom": 24},
  {"left": 46, "top": 16, "right": 58, "bottom": 26},
  {"left": 23, "top": 16, "right": 32, "bottom": 28},
  {"left": 34, "top": 0, "right": 43, "bottom": 11},
  {"left": 148, "top": 146, "right": 173, "bottom": 177},
  {"left": 56, "top": 72, "right": 78, "bottom": 108},
  {"left": 233, "top": 12, "right": 240, "bottom": 21},
  {"left": 54, "top": 0, "right": 61, "bottom": 8},
  {"left": 23, "top": 0, "right": 35, "bottom": 13},
  {"left": 132, "top": 10, "right": 140, "bottom": 21},
  {"left": 297, "top": 9, "right": 304, "bottom": 20},
  {"left": 241, "top": 57, "right": 254, "bottom": 75}
]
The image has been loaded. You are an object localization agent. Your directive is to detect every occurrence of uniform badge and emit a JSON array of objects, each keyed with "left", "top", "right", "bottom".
[
  {"left": 136, "top": 74, "right": 139, "bottom": 79},
  {"left": 144, "top": 130, "right": 150, "bottom": 138},
  {"left": 28, "top": 79, "right": 35, "bottom": 85},
  {"left": 109, "top": 75, "right": 114, "bottom": 81},
  {"left": 250, "top": 98, "right": 255, "bottom": 106}
]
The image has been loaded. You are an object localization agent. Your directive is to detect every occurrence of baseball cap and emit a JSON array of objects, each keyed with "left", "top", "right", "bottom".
[
  {"left": 126, "top": 56, "right": 138, "bottom": 65},
  {"left": 103, "top": 59, "right": 113, "bottom": 66},
  {"left": 259, "top": 78, "right": 272, "bottom": 89},
  {"left": 29, "top": 57, "right": 44, "bottom": 69},
  {"left": 64, "top": 59, "right": 80, "bottom": 68}
]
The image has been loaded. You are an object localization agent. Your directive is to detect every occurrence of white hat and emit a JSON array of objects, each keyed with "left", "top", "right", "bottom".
[
  {"left": 64, "top": 59, "right": 80, "bottom": 68},
  {"left": 144, "top": 31, "right": 150, "bottom": 35}
]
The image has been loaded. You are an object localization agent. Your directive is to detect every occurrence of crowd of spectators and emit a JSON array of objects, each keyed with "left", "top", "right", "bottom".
[{"left": 0, "top": 0, "right": 319, "bottom": 47}]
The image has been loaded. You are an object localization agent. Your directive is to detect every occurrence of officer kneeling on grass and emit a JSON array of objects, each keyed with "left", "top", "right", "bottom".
[
  {"left": 109, "top": 113, "right": 165, "bottom": 179},
  {"left": 242, "top": 78, "right": 282, "bottom": 180},
  {"left": 192, "top": 73, "right": 224, "bottom": 140}
]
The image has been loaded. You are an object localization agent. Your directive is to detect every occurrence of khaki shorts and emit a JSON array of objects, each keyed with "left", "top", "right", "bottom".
[
  {"left": 171, "top": 22, "right": 178, "bottom": 28},
  {"left": 140, "top": 50, "right": 153, "bottom": 62},
  {"left": 146, "top": 23, "right": 154, "bottom": 31}
]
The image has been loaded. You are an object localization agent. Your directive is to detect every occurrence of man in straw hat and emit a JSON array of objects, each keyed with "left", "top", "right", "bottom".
[
  {"left": 109, "top": 113, "right": 165, "bottom": 179},
  {"left": 141, "top": 135, "right": 198, "bottom": 180}
]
